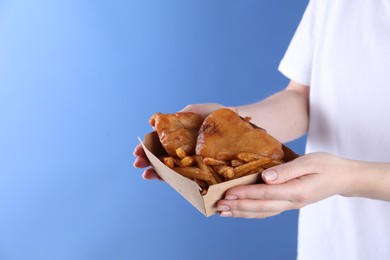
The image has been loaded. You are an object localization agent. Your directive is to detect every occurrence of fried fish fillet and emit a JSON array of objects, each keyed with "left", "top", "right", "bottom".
[
  {"left": 196, "top": 108, "right": 284, "bottom": 160},
  {"left": 149, "top": 112, "right": 204, "bottom": 157}
]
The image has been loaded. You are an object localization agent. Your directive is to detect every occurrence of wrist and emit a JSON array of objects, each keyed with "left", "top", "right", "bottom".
[{"left": 342, "top": 159, "right": 390, "bottom": 201}]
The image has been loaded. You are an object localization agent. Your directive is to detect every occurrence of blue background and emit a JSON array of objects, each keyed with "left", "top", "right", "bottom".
[{"left": 0, "top": 1, "right": 308, "bottom": 259}]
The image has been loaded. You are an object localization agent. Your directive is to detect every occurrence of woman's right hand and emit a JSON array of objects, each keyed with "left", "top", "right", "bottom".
[
  {"left": 133, "top": 143, "right": 162, "bottom": 180},
  {"left": 180, "top": 103, "right": 235, "bottom": 117}
]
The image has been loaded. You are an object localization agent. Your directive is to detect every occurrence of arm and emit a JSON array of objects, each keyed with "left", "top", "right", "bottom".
[
  {"left": 182, "top": 80, "right": 310, "bottom": 142},
  {"left": 237, "top": 80, "right": 309, "bottom": 143}
]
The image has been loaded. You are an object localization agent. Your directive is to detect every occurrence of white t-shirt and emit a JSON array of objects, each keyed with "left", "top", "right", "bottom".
[{"left": 278, "top": 0, "right": 390, "bottom": 259}]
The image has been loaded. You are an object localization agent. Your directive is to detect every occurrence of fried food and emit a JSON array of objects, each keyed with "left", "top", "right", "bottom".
[
  {"left": 172, "top": 167, "right": 212, "bottom": 182},
  {"left": 231, "top": 159, "right": 245, "bottom": 167},
  {"left": 212, "top": 165, "right": 235, "bottom": 179},
  {"left": 196, "top": 108, "right": 284, "bottom": 161},
  {"left": 163, "top": 157, "right": 175, "bottom": 168},
  {"left": 180, "top": 156, "right": 195, "bottom": 167},
  {"left": 194, "top": 155, "right": 224, "bottom": 183},
  {"left": 151, "top": 108, "right": 296, "bottom": 195},
  {"left": 149, "top": 112, "right": 204, "bottom": 157},
  {"left": 203, "top": 157, "right": 227, "bottom": 166},
  {"left": 175, "top": 147, "right": 188, "bottom": 159},
  {"left": 237, "top": 152, "right": 269, "bottom": 162},
  {"left": 233, "top": 157, "right": 273, "bottom": 179}
]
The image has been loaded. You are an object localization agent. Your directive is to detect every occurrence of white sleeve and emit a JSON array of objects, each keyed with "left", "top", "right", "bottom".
[{"left": 278, "top": 0, "right": 320, "bottom": 86}]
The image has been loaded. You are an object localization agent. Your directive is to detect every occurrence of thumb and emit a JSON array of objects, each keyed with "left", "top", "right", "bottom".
[
  {"left": 261, "top": 156, "right": 309, "bottom": 184},
  {"left": 180, "top": 103, "right": 237, "bottom": 118},
  {"left": 179, "top": 103, "right": 224, "bottom": 117}
]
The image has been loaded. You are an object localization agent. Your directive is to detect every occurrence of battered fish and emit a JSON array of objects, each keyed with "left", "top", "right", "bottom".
[
  {"left": 196, "top": 108, "right": 284, "bottom": 160},
  {"left": 149, "top": 112, "right": 203, "bottom": 157}
]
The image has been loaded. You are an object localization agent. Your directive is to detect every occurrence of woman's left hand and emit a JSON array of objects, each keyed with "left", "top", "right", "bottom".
[{"left": 216, "top": 152, "right": 360, "bottom": 218}]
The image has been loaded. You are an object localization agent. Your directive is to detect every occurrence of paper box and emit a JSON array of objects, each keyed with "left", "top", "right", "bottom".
[{"left": 139, "top": 131, "right": 298, "bottom": 217}]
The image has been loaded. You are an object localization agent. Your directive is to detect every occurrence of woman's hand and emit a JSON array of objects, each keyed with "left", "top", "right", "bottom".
[
  {"left": 133, "top": 143, "right": 162, "bottom": 180},
  {"left": 180, "top": 103, "right": 235, "bottom": 117},
  {"left": 216, "top": 152, "right": 363, "bottom": 218}
]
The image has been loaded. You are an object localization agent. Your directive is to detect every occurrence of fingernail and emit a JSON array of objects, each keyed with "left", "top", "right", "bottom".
[
  {"left": 262, "top": 170, "right": 277, "bottom": 182},
  {"left": 217, "top": 205, "right": 230, "bottom": 211},
  {"left": 220, "top": 211, "right": 233, "bottom": 217},
  {"left": 225, "top": 195, "right": 238, "bottom": 200}
]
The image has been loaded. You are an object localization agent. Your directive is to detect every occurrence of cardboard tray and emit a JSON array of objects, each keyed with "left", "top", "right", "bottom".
[{"left": 139, "top": 131, "right": 298, "bottom": 217}]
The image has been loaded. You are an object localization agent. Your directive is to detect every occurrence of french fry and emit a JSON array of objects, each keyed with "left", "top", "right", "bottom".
[
  {"left": 194, "top": 155, "right": 208, "bottom": 171},
  {"left": 200, "top": 187, "right": 208, "bottom": 196},
  {"left": 175, "top": 147, "right": 187, "bottom": 159},
  {"left": 194, "top": 163, "right": 218, "bottom": 186},
  {"left": 173, "top": 157, "right": 182, "bottom": 167},
  {"left": 262, "top": 159, "right": 285, "bottom": 168},
  {"left": 163, "top": 157, "right": 175, "bottom": 168},
  {"left": 207, "top": 175, "right": 218, "bottom": 186},
  {"left": 203, "top": 157, "right": 227, "bottom": 166},
  {"left": 213, "top": 165, "right": 234, "bottom": 179},
  {"left": 193, "top": 179, "right": 209, "bottom": 195},
  {"left": 180, "top": 156, "right": 195, "bottom": 167},
  {"left": 237, "top": 152, "right": 268, "bottom": 162},
  {"left": 207, "top": 165, "right": 224, "bottom": 183},
  {"left": 233, "top": 157, "right": 273, "bottom": 178},
  {"left": 231, "top": 159, "right": 246, "bottom": 167},
  {"left": 233, "top": 166, "right": 265, "bottom": 179},
  {"left": 173, "top": 167, "right": 212, "bottom": 182},
  {"left": 194, "top": 155, "right": 223, "bottom": 183}
]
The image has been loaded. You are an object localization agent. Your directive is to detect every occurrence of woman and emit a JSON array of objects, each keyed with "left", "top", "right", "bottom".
[{"left": 134, "top": 0, "right": 390, "bottom": 258}]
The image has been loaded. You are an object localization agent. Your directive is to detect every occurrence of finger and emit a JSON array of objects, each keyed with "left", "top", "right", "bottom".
[
  {"left": 179, "top": 104, "right": 238, "bottom": 118},
  {"left": 261, "top": 156, "right": 311, "bottom": 184},
  {"left": 220, "top": 209, "right": 281, "bottom": 219},
  {"left": 217, "top": 198, "right": 293, "bottom": 213},
  {"left": 179, "top": 103, "right": 223, "bottom": 117},
  {"left": 133, "top": 156, "right": 151, "bottom": 168},
  {"left": 133, "top": 144, "right": 151, "bottom": 168},
  {"left": 133, "top": 143, "right": 146, "bottom": 157},
  {"left": 224, "top": 181, "right": 303, "bottom": 201},
  {"left": 142, "top": 168, "right": 162, "bottom": 180}
]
